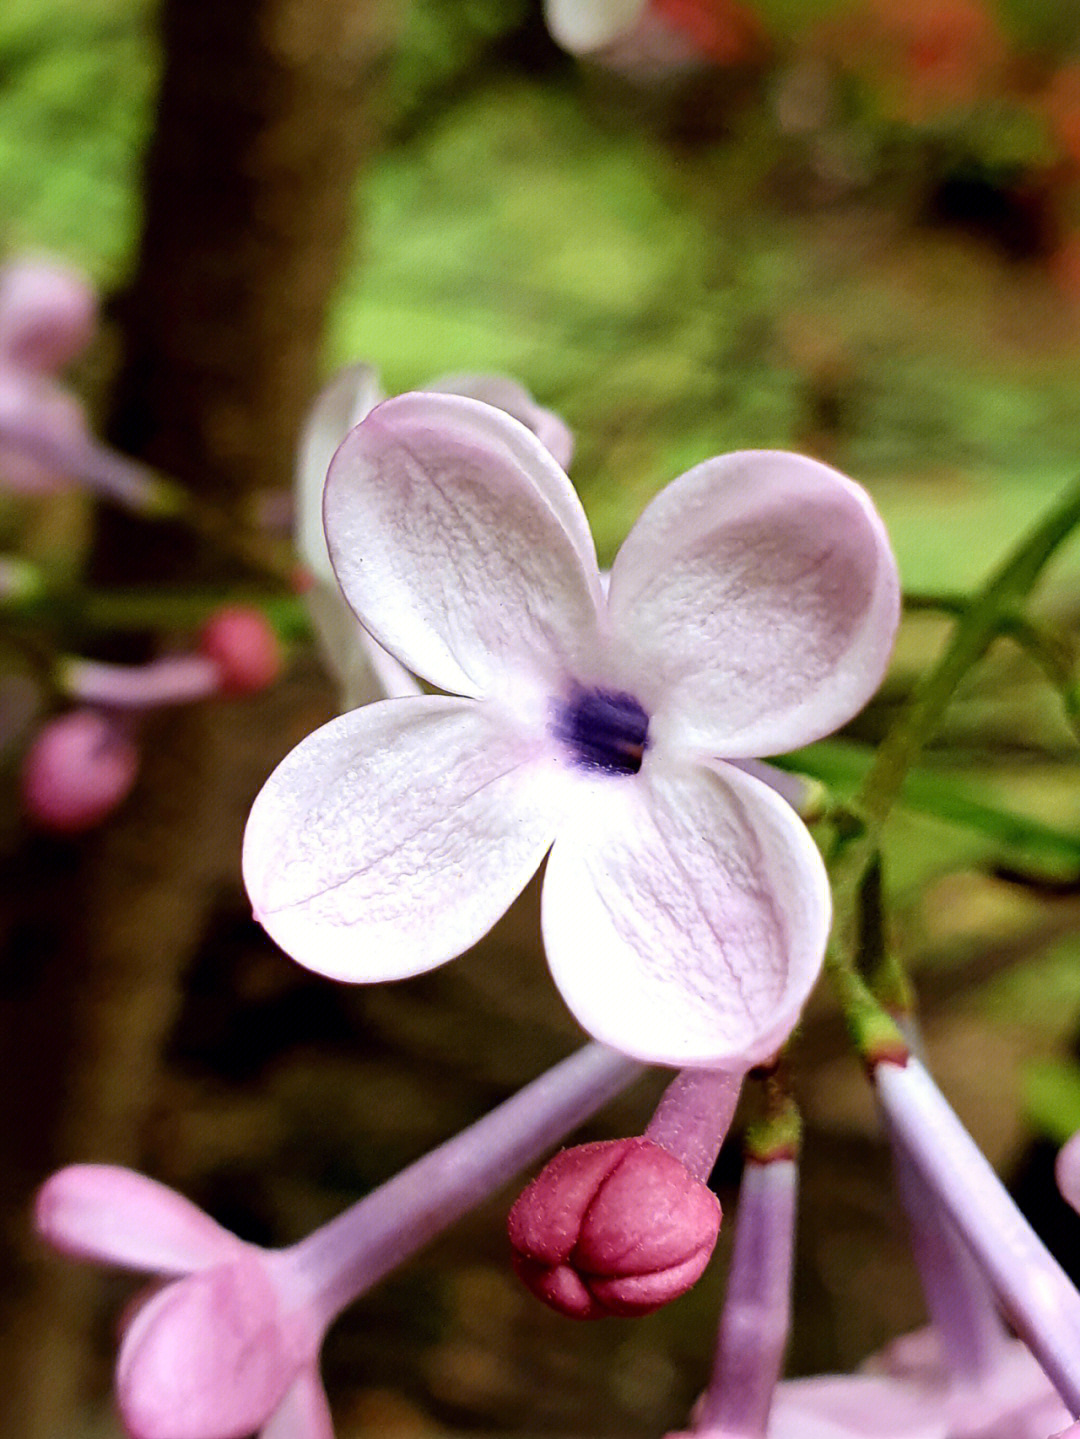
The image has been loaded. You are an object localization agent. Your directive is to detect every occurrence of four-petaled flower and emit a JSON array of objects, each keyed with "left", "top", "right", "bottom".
[
  {"left": 35, "top": 1165, "right": 332, "bottom": 1439},
  {"left": 243, "top": 393, "right": 899, "bottom": 1068}
]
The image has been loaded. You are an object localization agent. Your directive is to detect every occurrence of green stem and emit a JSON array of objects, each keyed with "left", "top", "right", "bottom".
[
  {"left": 826, "top": 473, "right": 1080, "bottom": 1032},
  {"left": 862, "top": 475, "right": 1080, "bottom": 830},
  {"left": 905, "top": 591, "right": 1080, "bottom": 741}
]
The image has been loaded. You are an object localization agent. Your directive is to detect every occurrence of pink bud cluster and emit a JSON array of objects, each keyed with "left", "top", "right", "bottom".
[{"left": 22, "top": 606, "right": 281, "bottom": 834}]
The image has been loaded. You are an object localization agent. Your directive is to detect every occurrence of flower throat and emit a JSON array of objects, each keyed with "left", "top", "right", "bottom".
[{"left": 553, "top": 685, "right": 649, "bottom": 775}]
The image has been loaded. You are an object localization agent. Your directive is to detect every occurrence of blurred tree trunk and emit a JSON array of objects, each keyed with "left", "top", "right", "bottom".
[{"left": 3, "top": 2, "right": 391, "bottom": 1434}]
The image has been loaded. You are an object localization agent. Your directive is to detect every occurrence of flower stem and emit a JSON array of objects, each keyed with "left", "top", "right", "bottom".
[
  {"left": 281, "top": 1043, "right": 643, "bottom": 1329},
  {"left": 644, "top": 1068, "right": 744, "bottom": 1180},
  {"left": 876, "top": 1056, "right": 1080, "bottom": 1415}
]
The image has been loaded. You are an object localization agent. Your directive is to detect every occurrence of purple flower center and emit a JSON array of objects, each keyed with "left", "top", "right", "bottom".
[{"left": 553, "top": 686, "right": 649, "bottom": 775}]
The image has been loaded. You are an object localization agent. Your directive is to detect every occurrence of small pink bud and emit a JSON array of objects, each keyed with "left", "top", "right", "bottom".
[
  {"left": 0, "top": 260, "right": 97, "bottom": 374},
  {"left": 508, "top": 1137, "right": 720, "bottom": 1319},
  {"left": 199, "top": 606, "right": 282, "bottom": 697},
  {"left": 21, "top": 709, "right": 139, "bottom": 833}
]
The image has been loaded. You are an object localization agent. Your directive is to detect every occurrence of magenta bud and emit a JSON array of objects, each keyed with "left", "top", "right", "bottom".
[
  {"left": 199, "top": 606, "right": 282, "bottom": 697},
  {"left": 21, "top": 709, "right": 139, "bottom": 833},
  {"left": 508, "top": 1137, "right": 721, "bottom": 1319}
]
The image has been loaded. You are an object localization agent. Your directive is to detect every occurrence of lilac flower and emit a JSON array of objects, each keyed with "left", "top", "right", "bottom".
[
  {"left": 35, "top": 1043, "right": 639, "bottom": 1439},
  {"left": 295, "top": 366, "right": 572, "bottom": 708},
  {"left": 244, "top": 392, "right": 899, "bottom": 1068},
  {"left": 0, "top": 258, "right": 96, "bottom": 495}
]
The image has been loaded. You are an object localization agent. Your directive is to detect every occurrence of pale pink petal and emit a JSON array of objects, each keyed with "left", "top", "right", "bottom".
[
  {"left": 35, "top": 1165, "right": 242, "bottom": 1276},
  {"left": 260, "top": 1369, "right": 334, "bottom": 1439},
  {"left": 424, "top": 373, "right": 574, "bottom": 471},
  {"left": 544, "top": 0, "right": 648, "bottom": 52},
  {"left": 243, "top": 695, "right": 570, "bottom": 983},
  {"left": 118, "top": 1257, "right": 310, "bottom": 1439},
  {"left": 324, "top": 392, "right": 602, "bottom": 699},
  {"left": 606, "top": 451, "right": 900, "bottom": 759},
  {"left": 296, "top": 363, "right": 384, "bottom": 586},
  {"left": 769, "top": 1373, "right": 947, "bottom": 1438},
  {"left": 541, "top": 758, "right": 830, "bottom": 1068},
  {"left": 1057, "top": 1131, "right": 1080, "bottom": 1216}
]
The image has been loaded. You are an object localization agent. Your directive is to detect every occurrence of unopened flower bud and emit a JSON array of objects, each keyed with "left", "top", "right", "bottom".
[
  {"left": 21, "top": 709, "right": 139, "bottom": 833},
  {"left": 199, "top": 606, "right": 282, "bottom": 697},
  {"left": 508, "top": 1136, "right": 720, "bottom": 1319}
]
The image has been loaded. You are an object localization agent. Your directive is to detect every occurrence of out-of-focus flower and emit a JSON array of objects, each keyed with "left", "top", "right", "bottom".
[
  {"left": 245, "top": 393, "right": 899, "bottom": 1068},
  {"left": 36, "top": 1043, "right": 639, "bottom": 1439},
  {"left": 544, "top": 0, "right": 765, "bottom": 70},
  {"left": 0, "top": 258, "right": 97, "bottom": 495},
  {"left": 767, "top": 1328, "right": 1068, "bottom": 1438},
  {"left": 198, "top": 605, "right": 283, "bottom": 697},
  {"left": 295, "top": 365, "right": 571, "bottom": 710},
  {"left": 811, "top": 0, "right": 1007, "bottom": 126},
  {"left": 24, "top": 607, "right": 281, "bottom": 833},
  {"left": 21, "top": 709, "right": 140, "bottom": 835}
]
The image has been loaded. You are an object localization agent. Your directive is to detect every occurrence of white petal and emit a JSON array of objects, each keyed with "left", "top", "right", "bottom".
[
  {"left": 544, "top": 0, "right": 648, "bottom": 52},
  {"left": 606, "top": 451, "right": 900, "bottom": 758},
  {"left": 35, "top": 1166, "right": 242, "bottom": 1276},
  {"left": 424, "top": 373, "right": 574, "bottom": 471},
  {"left": 542, "top": 759, "right": 830, "bottom": 1068},
  {"left": 305, "top": 584, "right": 421, "bottom": 711},
  {"left": 296, "top": 364, "right": 384, "bottom": 585},
  {"left": 770, "top": 1374, "right": 948, "bottom": 1439},
  {"left": 243, "top": 696, "right": 568, "bottom": 983},
  {"left": 324, "top": 392, "right": 602, "bottom": 699}
]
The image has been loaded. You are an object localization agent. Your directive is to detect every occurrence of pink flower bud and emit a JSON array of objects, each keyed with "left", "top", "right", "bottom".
[
  {"left": 0, "top": 260, "right": 97, "bottom": 374},
  {"left": 507, "top": 1137, "right": 721, "bottom": 1319},
  {"left": 21, "top": 709, "right": 139, "bottom": 833},
  {"left": 199, "top": 606, "right": 282, "bottom": 697}
]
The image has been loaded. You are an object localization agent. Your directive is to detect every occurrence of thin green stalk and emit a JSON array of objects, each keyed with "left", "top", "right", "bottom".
[{"left": 826, "top": 473, "right": 1080, "bottom": 1041}]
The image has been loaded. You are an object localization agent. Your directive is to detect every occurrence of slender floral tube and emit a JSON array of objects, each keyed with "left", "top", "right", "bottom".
[
  {"left": 875, "top": 1056, "right": 1080, "bottom": 1415},
  {"left": 0, "top": 413, "right": 181, "bottom": 511},
  {"left": 889, "top": 1125, "right": 1011, "bottom": 1383},
  {"left": 279, "top": 1042, "right": 644, "bottom": 1329},
  {"left": 59, "top": 655, "right": 223, "bottom": 709},
  {"left": 693, "top": 1156, "right": 798, "bottom": 1439}
]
